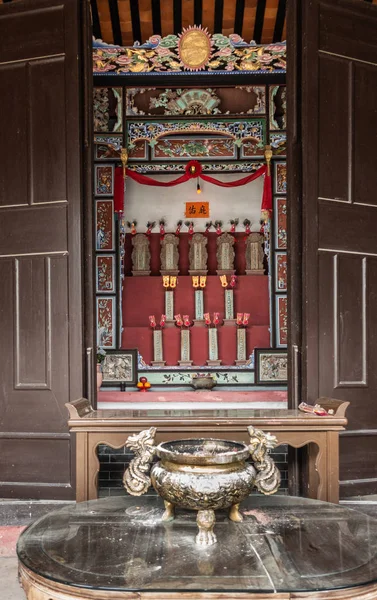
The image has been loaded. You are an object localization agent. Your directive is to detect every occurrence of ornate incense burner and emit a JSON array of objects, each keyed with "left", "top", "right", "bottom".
[{"left": 123, "top": 426, "right": 280, "bottom": 546}]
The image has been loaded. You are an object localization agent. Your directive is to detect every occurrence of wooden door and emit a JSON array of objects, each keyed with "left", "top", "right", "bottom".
[
  {"left": 289, "top": 0, "right": 377, "bottom": 497},
  {"left": 0, "top": 0, "right": 93, "bottom": 499}
]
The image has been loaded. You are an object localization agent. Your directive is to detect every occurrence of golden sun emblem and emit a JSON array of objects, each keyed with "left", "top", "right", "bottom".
[{"left": 178, "top": 26, "right": 212, "bottom": 71}]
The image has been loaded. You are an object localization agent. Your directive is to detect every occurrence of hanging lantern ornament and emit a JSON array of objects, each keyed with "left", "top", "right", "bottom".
[
  {"left": 196, "top": 179, "right": 202, "bottom": 194},
  {"left": 186, "top": 160, "right": 203, "bottom": 178},
  {"left": 229, "top": 218, "right": 239, "bottom": 234},
  {"left": 120, "top": 147, "right": 128, "bottom": 180},
  {"left": 146, "top": 221, "right": 156, "bottom": 236},
  {"left": 159, "top": 219, "right": 166, "bottom": 239},
  {"left": 127, "top": 220, "right": 137, "bottom": 235},
  {"left": 175, "top": 220, "right": 183, "bottom": 236},
  {"left": 215, "top": 220, "right": 223, "bottom": 236}
]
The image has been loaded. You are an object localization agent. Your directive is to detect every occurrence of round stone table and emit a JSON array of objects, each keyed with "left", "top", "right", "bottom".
[{"left": 17, "top": 495, "right": 377, "bottom": 599}]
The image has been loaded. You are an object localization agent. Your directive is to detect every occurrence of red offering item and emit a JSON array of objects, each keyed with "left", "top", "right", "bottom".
[
  {"left": 175, "top": 220, "right": 183, "bottom": 236},
  {"left": 230, "top": 274, "right": 237, "bottom": 288},
  {"left": 204, "top": 313, "right": 211, "bottom": 325},
  {"left": 137, "top": 376, "right": 151, "bottom": 392},
  {"left": 243, "top": 313, "right": 250, "bottom": 326},
  {"left": 298, "top": 402, "right": 332, "bottom": 416},
  {"left": 160, "top": 315, "right": 166, "bottom": 328},
  {"left": 243, "top": 219, "right": 251, "bottom": 238},
  {"left": 146, "top": 221, "right": 155, "bottom": 236},
  {"left": 174, "top": 314, "right": 183, "bottom": 327},
  {"left": 215, "top": 221, "right": 222, "bottom": 235},
  {"left": 236, "top": 313, "right": 243, "bottom": 326},
  {"left": 149, "top": 315, "right": 156, "bottom": 328},
  {"left": 213, "top": 312, "right": 220, "bottom": 325},
  {"left": 183, "top": 315, "right": 191, "bottom": 327},
  {"left": 186, "top": 221, "right": 194, "bottom": 237}
]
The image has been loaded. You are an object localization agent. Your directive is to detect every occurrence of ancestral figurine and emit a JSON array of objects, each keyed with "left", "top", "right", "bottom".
[
  {"left": 160, "top": 233, "right": 179, "bottom": 275},
  {"left": 216, "top": 232, "right": 235, "bottom": 274},
  {"left": 245, "top": 232, "right": 265, "bottom": 275},
  {"left": 131, "top": 233, "right": 151, "bottom": 276},
  {"left": 189, "top": 233, "right": 208, "bottom": 275}
]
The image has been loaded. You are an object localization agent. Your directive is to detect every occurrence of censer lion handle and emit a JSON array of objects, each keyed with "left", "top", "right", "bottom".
[
  {"left": 247, "top": 425, "right": 281, "bottom": 496},
  {"left": 123, "top": 427, "right": 157, "bottom": 496}
]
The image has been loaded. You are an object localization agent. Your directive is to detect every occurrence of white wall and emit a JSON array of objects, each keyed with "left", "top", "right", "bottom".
[{"left": 124, "top": 173, "right": 264, "bottom": 233}]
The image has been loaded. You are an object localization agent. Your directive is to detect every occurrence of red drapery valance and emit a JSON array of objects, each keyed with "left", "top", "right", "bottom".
[{"left": 114, "top": 160, "right": 272, "bottom": 217}]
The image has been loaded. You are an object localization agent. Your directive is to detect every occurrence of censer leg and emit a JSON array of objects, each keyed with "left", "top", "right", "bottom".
[
  {"left": 196, "top": 509, "right": 217, "bottom": 546},
  {"left": 229, "top": 503, "right": 243, "bottom": 522},
  {"left": 162, "top": 500, "right": 175, "bottom": 521}
]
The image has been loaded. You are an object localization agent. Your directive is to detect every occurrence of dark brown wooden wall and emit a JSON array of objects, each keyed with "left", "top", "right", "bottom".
[
  {"left": 0, "top": 0, "right": 87, "bottom": 499},
  {"left": 300, "top": 0, "right": 377, "bottom": 497}
]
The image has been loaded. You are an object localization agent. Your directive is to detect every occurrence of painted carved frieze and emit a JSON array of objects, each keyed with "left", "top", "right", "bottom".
[
  {"left": 125, "top": 86, "right": 266, "bottom": 117},
  {"left": 93, "top": 31, "right": 286, "bottom": 75},
  {"left": 269, "top": 85, "right": 287, "bottom": 130},
  {"left": 127, "top": 119, "right": 266, "bottom": 157},
  {"left": 160, "top": 233, "right": 179, "bottom": 275},
  {"left": 93, "top": 88, "right": 122, "bottom": 132},
  {"left": 128, "top": 162, "right": 261, "bottom": 174},
  {"left": 189, "top": 233, "right": 208, "bottom": 274},
  {"left": 131, "top": 234, "right": 151, "bottom": 275},
  {"left": 152, "top": 137, "right": 236, "bottom": 160}
]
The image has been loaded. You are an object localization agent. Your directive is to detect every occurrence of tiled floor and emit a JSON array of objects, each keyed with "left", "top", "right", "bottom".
[
  {"left": 2, "top": 498, "right": 377, "bottom": 600},
  {"left": 0, "top": 558, "right": 23, "bottom": 600}
]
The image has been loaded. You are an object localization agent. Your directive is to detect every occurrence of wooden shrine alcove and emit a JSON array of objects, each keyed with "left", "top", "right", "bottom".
[{"left": 1, "top": 0, "right": 377, "bottom": 506}]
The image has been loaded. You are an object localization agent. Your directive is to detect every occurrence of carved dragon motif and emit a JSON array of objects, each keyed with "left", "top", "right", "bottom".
[
  {"left": 123, "top": 427, "right": 157, "bottom": 496},
  {"left": 247, "top": 425, "right": 281, "bottom": 495}
]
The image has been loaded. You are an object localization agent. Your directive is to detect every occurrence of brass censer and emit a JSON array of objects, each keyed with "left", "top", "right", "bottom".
[{"left": 123, "top": 426, "right": 280, "bottom": 546}]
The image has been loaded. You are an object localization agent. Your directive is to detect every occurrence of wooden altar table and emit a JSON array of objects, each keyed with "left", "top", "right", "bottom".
[{"left": 66, "top": 397, "right": 349, "bottom": 504}]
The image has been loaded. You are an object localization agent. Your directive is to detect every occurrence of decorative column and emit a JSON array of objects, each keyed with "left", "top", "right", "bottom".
[
  {"left": 205, "top": 313, "right": 222, "bottom": 366},
  {"left": 224, "top": 289, "right": 234, "bottom": 320},
  {"left": 235, "top": 313, "right": 250, "bottom": 366},
  {"left": 220, "top": 274, "right": 237, "bottom": 326},
  {"left": 192, "top": 276, "right": 207, "bottom": 326},
  {"left": 163, "top": 276, "right": 177, "bottom": 326},
  {"left": 149, "top": 315, "right": 166, "bottom": 367},
  {"left": 177, "top": 315, "right": 193, "bottom": 366}
]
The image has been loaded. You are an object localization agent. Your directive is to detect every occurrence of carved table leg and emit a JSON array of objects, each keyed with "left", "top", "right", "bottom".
[
  {"left": 229, "top": 503, "right": 243, "bottom": 522},
  {"left": 162, "top": 500, "right": 175, "bottom": 521},
  {"left": 196, "top": 509, "right": 216, "bottom": 546}
]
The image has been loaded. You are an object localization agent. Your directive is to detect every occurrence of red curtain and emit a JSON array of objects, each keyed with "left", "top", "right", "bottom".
[{"left": 114, "top": 162, "right": 272, "bottom": 215}]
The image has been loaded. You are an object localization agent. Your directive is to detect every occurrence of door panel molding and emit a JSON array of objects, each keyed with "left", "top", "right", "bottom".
[{"left": 0, "top": 0, "right": 92, "bottom": 499}]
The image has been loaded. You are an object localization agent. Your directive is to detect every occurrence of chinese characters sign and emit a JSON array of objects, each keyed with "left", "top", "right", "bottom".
[{"left": 185, "top": 202, "right": 210, "bottom": 218}]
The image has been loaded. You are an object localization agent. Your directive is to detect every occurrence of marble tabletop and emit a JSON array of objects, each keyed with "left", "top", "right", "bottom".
[{"left": 17, "top": 494, "right": 377, "bottom": 595}]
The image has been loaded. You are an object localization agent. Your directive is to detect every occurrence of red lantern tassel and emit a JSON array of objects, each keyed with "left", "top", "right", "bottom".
[{"left": 114, "top": 167, "right": 125, "bottom": 214}]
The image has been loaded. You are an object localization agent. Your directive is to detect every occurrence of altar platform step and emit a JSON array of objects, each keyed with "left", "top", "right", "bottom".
[{"left": 98, "top": 390, "right": 288, "bottom": 410}]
